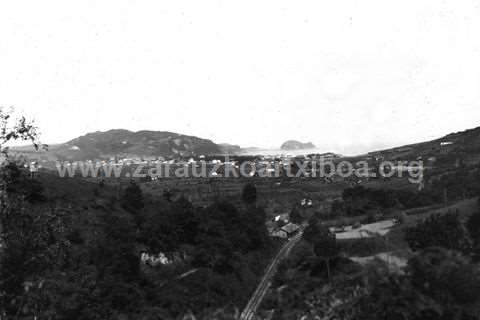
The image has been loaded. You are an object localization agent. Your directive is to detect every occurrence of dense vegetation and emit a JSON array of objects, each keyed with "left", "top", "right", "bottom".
[
  {"left": 332, "top": 185, "right": 440, "bottom": 217},
  {"left": 263, "top": 197, "right": 480, "bottom": 319},
  {"left": 406, "top": 211, "right": 472, "bottom": 253},
  {"left": 0, "top": 166, "right": 274, "bottom": 319}
]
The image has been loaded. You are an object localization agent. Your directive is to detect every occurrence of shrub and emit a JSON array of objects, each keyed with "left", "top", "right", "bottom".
[{"left": 405, "top": 211, "right": 472, "bottom": 253}]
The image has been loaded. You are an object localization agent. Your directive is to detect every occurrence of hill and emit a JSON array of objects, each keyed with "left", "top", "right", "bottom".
[
  {"left": 15, "top": 129, "right": 222, "bottom": 161},
  {"left": 218, "top": 143, "right": 242, "bottom": 154},
  {"left": 280, "top": 140, "right": 316, "bottom": 150},
  {"left": 368, "top": 126, "right": 480, "bottom": 164}
]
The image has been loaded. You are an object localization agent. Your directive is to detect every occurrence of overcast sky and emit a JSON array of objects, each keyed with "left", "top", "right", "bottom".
[{"left": 1, "top": 1, "right": 479, "bottom": 155}]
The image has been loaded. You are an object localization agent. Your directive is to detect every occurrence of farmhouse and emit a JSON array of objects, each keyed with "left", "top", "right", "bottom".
[{"left": 271, "top": 223, "right": 300, "bottom": 238}]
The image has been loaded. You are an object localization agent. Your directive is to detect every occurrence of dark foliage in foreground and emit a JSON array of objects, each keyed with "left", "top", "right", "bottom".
[
  {"left": 0, "top": 166, "right": 273, "bottom": 319},
  {"left": 353, "top": 248, "right": 480, "bottom": 320},
  {"left": 266, "top": 241, "right": 480, "bottom": 319},
  {"left": 467, "top": 199, "right": 480, "bottom": 261},
  {"left": 241, "top": 182, "right": 257, "bottom": 206}
]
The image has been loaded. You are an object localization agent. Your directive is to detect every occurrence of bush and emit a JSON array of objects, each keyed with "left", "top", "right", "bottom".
[
  {"left": 405, "top": 211, "right": 472, "bottom": 253},
  {"left": 466, "top": 199, "right": 480, "bottom": 261},
  {"left": 352, "top": 248, "right": 480, "bottom": 320},
  {"left": 242, "top": 183, "right": 257, "bottom": 205}
]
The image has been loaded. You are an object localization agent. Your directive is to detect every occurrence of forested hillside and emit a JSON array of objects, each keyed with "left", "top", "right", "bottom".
[{"left": 0, "top": 167, "right": 276, "bottom": 319}]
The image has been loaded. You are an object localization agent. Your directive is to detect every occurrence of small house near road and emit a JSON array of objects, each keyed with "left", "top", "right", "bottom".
[{"left": 271, "top": 223, "right": 300, "bottom": 238}]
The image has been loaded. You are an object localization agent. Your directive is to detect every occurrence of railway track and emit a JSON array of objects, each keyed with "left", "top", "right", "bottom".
[{"left": 240, "top": 229, "right": 304, "bottom": 320}]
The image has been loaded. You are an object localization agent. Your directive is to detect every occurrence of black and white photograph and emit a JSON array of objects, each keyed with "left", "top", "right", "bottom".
[{"left": 1, "top": 1, "right": 480, "bottom": 319}]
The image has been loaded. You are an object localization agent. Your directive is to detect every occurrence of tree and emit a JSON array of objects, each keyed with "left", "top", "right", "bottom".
[
  {"left": 121, "top": 180, "right": 144, "bottom": 213},
  {"left": 0, "top": 203, "right": 69, "bottom": 318},
  {"left": 467, "top": 199, "right": 480, "bottom": 260},
  {"left": 0, "top": 108, "right": 51, "bottom": 318},
  {"left": 241, "top": 183, "right": 257, "bottom": 205},
  {"left": 352, "top": 248, "right": 480, "bottom": 320},
  {"left": 406, "top": 211, "right": 472, "bottom": 254},
  {"left": 0, "top": 108, "right": 44, "bottom": 156},
  {"left": 303, "top": 216, "right": 321, "bottom": 243},
  {"left": 243, "top": 206, "right": 268, "bottom": 251},
  {"left": 353, "top": 267, "right": 436, "bottom": 320},
  {"left": 408, "top": 247, "right": 480, "bottom": 309},
  {"left": 304, "top": 220, "right": 338, "bottom": 283},
  {"left": 162, "top": 188, "right": 173, "bottom": 202},
  {"left": 289, "top": 206, "right": 303, "bottom": 224},
  {"left": 0, "top": 108, "right": 44, "bottom": 204},
  {"left": 2, "top": 162, "right": 45, "bottom": 202}
]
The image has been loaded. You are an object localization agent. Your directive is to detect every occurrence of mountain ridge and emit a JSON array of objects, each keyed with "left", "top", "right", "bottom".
[
  {"left": 10, "top": 125, "right": 480, "bottom": 162},
  {"left": 366, "top": 126, "right": 480, "bottom": 164},
  {"left": 53, "top": 129, "right": 222, "bottom": 160}
]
